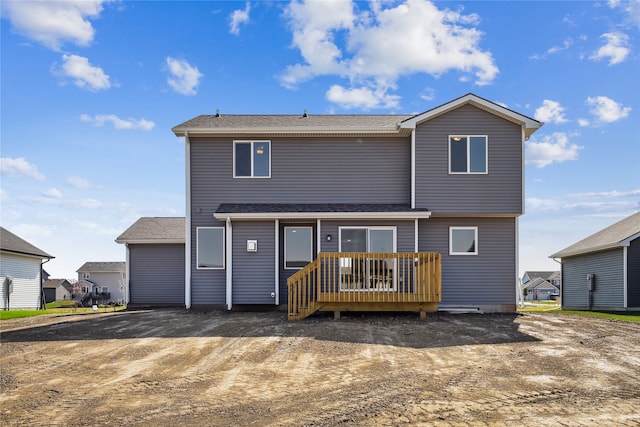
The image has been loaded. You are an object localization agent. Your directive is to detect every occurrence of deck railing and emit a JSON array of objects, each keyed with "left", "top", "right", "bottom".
[{"left": 288, "top": 252, "right": 441, "bottom": 320}]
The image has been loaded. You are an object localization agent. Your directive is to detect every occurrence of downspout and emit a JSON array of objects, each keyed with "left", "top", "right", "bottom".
[
  {"left": 623, "top": 246, "right": 628, "bottom": 308},
  {"left": 411, "top": 129, "right": 416, "bottom": 209},
  {"left": 274, "top": 219, "right": 279, "bottom": 306},
  {"left": 552, "top": 257, "right": 562, "bottom": 307},
  {"left": 40, "top": 257, "right": 52, "bottom": 310},
  {"left": 226, "top": 217, "right": 233, "bottom": 310},
  {"left": 125, "top": 243, "right": 131, "bottom": 304},
  {"left": 185, "top": 131, "right": 192, "bottom": 309}
]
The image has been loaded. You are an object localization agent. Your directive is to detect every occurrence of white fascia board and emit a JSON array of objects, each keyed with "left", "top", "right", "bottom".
[
  {"left": 620, "top": 231, "right": 640, "bottom": 247},
  {"left": 115, "top": 239, "right": 185, "bottom": 245},
  {"left": 214, "top": 211, "right": 432, "bottom": 221},
  {"left": 173, "top": 127, "right": 406, "bottom": 138}
]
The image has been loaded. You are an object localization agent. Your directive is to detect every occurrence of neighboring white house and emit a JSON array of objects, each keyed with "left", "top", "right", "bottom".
[
  {"left": 1, "top": 227, "right": 54, "bottom": 309},
  {"left": 76, "top": 262, "right": 126, "bottom": 305}
]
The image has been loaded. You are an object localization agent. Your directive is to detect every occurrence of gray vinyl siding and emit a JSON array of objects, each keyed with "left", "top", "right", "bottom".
[
  {"left": 418, "top": 217, "right": 517, "bottom": 305},
  {"left": 189, "top": 136, "right": 410, "bottom": 206},
  {"left": 628, "top": 238, "right": 640, "bottom": 307},
  {"left": 562, "top": 249, "right": 624, "bottom": 309},
  {"left": 278, "top": 220, "right": 416, "bottom": 304},
  {"left": 129, "top": 244, "right": 185, "bottom": 305},
  {"left": 414, "top": 104, "right": 523, "bottom": 214},
  {"left": 232, "top": 221, "right": 276, "bottom": 304},
  {"left": 190, "top": 136, "right": 409, "bottom": 306}
]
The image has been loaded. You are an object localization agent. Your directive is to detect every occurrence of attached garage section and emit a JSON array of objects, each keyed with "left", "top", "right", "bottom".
[
  {"left": 129, "top": 243, "right": 185, "bottom": 305},
  {"left": 116, "top": 217, "right": 186, "bottom": 307}
]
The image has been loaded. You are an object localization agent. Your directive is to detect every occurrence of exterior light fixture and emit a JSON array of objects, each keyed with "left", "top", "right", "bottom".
[
  {"left": 326, "top": 234, "right": 332, "bottom": 241},
  {"left": 256, "top": 146, "right": 264, "bottom": 154}
]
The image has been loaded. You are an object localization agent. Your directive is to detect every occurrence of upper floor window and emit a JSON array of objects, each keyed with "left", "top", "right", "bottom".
[
  {"left": 450, "top": 226, "right": 478, "bottom": 255},
  {"left": 82, "top": 272, "right": 90, "bottom": 279},
  {"left": 234, "top": 141, "right": 271, "bottom": 178},
  {"left": 449, "top": 135, "right": 487, "bottom": 174}
]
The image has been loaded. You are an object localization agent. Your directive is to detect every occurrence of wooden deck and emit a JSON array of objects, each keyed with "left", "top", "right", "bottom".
[{"left": 287, "top": 252, "right": 442, "bottom": 320}]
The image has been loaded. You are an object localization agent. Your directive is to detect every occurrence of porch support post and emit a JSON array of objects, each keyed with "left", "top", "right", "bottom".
[
  {"left": 317, "top": 219, "right": 321, "bottom": 254},
  {"left": 226, "top": 217, "right": 233, "bottom": 310},
  {"left": 414, "top": 219, "right": 419, "bottom": 252},
  {"left": 275, "top": 219, "right": 279, "bottom": 306}
]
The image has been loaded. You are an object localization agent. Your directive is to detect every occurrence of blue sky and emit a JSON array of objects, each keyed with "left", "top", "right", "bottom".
[{"left": 1, "top": 0, "right": 639, "bottom": 280}]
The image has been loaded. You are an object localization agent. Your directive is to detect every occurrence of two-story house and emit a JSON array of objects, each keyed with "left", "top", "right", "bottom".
[
  {"left": 75, "top": 262, "right": 126, "bottom": 305},
  {"left": 169, "top": 93, "right": 542, "bottom": 319}
]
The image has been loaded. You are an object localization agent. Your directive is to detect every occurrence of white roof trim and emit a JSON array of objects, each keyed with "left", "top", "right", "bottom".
[
  {"left": 173, "top": 127, "right": 407, "bottom": 138},
  {"left": 399, "top": 93, "right": 542, "bottom": 138},
  {"left": 214, "top": 211, "right": 432, "bottom": 221},
  {"left": 115, "top": 238, "right": 185, "bottom": 245}
]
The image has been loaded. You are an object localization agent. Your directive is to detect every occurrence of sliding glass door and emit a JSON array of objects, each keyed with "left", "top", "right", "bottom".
[{"left": 339, "top": 227, "right": 396, "bottom": 290}]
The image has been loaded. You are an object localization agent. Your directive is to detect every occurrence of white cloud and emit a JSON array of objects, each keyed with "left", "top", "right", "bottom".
[
  {"left": 80, "top": 113, "right": 155, "bottom": 130},
  {"left": 0, "top": 157, "right": 45, "bottom": 181},
  {"left": 42, "top": 188, "right": 62, "bottom": 199},
  {"left": 229, "top": 2, "right": 251, "bottom": 35},
  {"left": 578, "top": 118, "right": 590, "bottom": 127},
  {"left": 585, "top": 96, "right": 631, "bottom": 123},
  {"left": 326, "top": 84, "right": 400, "bottom": 109},
  {"left": 66, "top": 176, "right": 91, "bottom": 189},
  {"left": 56, "top": 54, "right": 111, "bottom": 91},
  {"left": 525, "top": 132, "right": 582, "bottom": 168},
  {"left": 1, "top": 0, "right": 105, "bottom": 51},
  {"left": 608, "top": 0, "right": 640, "bottom": 29},
  {"left": 165, "top": 57, "right": 203, "bottom": 95},
  {"left": 526, "top": 194, "right": 639, "bottom": 214},
  {"left": 589, "top": 32, "right": 630, "bottom": 65},
  {"left": 534, "top": 100, "right": 568, "bottom": 124},
  {"left": 282, "top": 0, "right": 498, "bottom": 108},
  {"left": 568, "top": 189, "right": 640, "bottom": 199}
]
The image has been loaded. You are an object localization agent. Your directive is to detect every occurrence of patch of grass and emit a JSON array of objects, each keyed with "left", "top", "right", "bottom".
[
  {"left": 556, "top": 310, "right": 640, "bottom": 323},
  {"left": 518, "top": 307, "right": 640, "bottom": 322},
  {"left": 517, "top": 305, "right": 561, "bottom": 313},
  {"left": 1, "top": 305, "right": 126, "bottom": 321},
  {"left": 46, "top": 300, "right": 79, "bottom": 309}
]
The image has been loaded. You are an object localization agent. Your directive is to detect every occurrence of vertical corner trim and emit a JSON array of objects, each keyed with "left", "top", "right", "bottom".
[
  {"left": 226, "top": 218, "right": 233, "bottom": 310},
  {"left": 275, "top": 219, "right": 280, "bottom": 306},
  {"left": 411, "top": 129, "right": 416, "bottom": 210},
  {"left": 185, "top": 132, "right": 192, "bottom": 309}
]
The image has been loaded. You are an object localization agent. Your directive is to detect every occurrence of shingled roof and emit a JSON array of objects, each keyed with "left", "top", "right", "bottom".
[
  {"left": 76, "top": 262, "right": 125, "bottom": 273},
  {"left": 0, "top": 226, "right": 53, "bottom": 259},
  {"left": 550, "top": 211, "right": 640, "bottom": 258},
  {"left": 115, "top": 217, "right": 185, "bottom": 244}
]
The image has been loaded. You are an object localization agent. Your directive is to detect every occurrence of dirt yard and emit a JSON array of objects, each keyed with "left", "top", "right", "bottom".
[{"left": 1, "top": 309, "right": 639, "bottom": 426}]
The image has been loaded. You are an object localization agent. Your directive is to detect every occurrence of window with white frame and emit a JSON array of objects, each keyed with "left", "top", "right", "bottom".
[
  {"left": 284, "top": 227, "right": 313, "bottom": 269},
  {"left": 449, "top": 135, "right": 487, "bottom": 174},
  {"left": 234, "top": 141, "right": 271, "bottom": 178},
  {"left": 197, "top": 227, "right": 225, "bottom": 269},
  {"left": 82, "top": 272, "right": 90, "bottom": 279},
  {"left": 450, "top": 226, "right": 478, "bottom": 255}
]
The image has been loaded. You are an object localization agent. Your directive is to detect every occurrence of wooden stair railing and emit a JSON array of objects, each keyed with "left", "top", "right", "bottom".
[{"left": 287, "top": 257, "right": 321, "bottom": 320}]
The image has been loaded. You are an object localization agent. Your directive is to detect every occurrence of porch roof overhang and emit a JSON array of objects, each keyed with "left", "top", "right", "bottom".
[{"left": 214, "top": 203, "right": 431, "bottom": 221}]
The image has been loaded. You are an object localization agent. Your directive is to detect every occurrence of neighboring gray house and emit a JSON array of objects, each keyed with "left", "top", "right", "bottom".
[
  {"left": 42, "top": 279, "right": 73, "bottom": 303},
  {"left": 1, "top": 227, "right": 54, "bottom": 309},
  {"left": 76, "top": 262, "right": 126, "bottom": 305},
  {"left": 116, "top": 217, "right": 185, "bottom": 306},
  {"left": 550, "top": 212, "right": 640, "bottom": 310},
  {"left": 522, "top": 277, "right": 558, "bottom": 301},
  {"left": 170, "top": 93, "right": 542, "bottom": 318},
  {"left": 522, "top": 271, "right": 560, "bottom": 288}
]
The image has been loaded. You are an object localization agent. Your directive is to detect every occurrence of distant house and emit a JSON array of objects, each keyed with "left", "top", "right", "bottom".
[
  {"left": 1, "top": 227, "right": 54, "bottom": 309},
  {"left": 522, "top": 271, "right": 560, "bottom": 288},
  {"left": 550, "top": 212, "right": 640, "bottom": 310},
  {"left": 115, "top": 217, "right": 185, "bottom": 306},
  {"left": 521, "top": 271, "right": 560, "bottom": 301},
  {"left": 76, "top": 262, "right": 126, "bottom": 305},
  {"left": 42, "top": 279, "right": 73, "bottom": 303},
  {"left": 522, "top": 277, "right": 558, "bottom": 301}
]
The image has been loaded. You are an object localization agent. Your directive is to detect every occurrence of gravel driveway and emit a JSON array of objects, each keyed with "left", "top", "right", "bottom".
[{"left": 1, "top": 309, "right": 639, "bottom": 426}]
